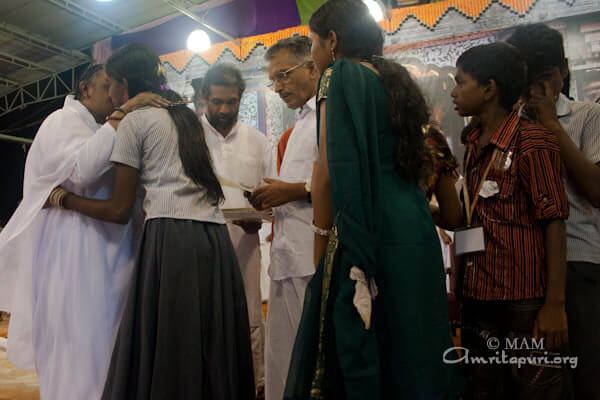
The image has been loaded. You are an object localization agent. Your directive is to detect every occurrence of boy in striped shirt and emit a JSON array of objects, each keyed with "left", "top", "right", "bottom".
[{"left": 452, "top": 42, "right": 570, "bottom": 399}]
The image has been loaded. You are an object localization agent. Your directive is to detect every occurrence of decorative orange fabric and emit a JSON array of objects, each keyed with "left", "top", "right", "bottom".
[
  {"left": 277, "top": 126, "right": 295, "bottom": 175},
  {"left": 388, "top": 0, "right": 540, "bottom": 30},
  {"left": 271, "top": 125, "right": 295, "bottom": 238},
  {"left": 161, "top": 26, "right": 309, "bottom": 70},
  {"left": 160, "top": 0, "right": 545, "bottom": 70}
]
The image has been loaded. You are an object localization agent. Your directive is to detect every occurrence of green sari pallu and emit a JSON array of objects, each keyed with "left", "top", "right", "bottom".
[{"left": 283, "top": 60, "right": 464, "bottom": 399}]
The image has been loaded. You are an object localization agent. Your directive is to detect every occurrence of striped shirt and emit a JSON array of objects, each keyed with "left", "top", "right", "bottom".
[
  {"left": 555, "top": 94, "right": 600, "bottom": 264},
  {"left": 110, "top": 107, "right": 225, "bottom": 224},
  {"left": 462, "top": 111, "right": 569, "bottom": 301}
]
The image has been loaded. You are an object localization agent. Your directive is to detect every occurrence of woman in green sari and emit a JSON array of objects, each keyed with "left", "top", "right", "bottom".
[{"left": 284, "top": 1, "right": 463, "bottom": 399}]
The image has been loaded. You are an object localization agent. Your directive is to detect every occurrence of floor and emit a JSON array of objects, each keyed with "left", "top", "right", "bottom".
[
  {"left": 0, "top": 311, "right": 460, "bottom": 400},
  {"left": 0, "top": 318, "right": 40, "bottom": 400}
]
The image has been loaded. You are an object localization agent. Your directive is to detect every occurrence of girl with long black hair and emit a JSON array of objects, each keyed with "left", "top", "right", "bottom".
[{"left": 49, "top": 44, "right": 255, "bottom": 399}]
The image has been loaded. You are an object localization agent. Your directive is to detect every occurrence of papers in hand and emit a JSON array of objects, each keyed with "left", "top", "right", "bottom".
[
  {"left": 222, "top": 208, "right": 273, "bottom": 222},
  {"left": 217, "top": 175, "right": 256, "bottom": 192},
  {"left": 217, "top": 176, "right": 271, "bottom": 220}
]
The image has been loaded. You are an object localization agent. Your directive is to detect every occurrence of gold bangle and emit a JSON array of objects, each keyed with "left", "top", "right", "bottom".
[{"left": 49, "top": 188, "right": 68, "bottom": 209}]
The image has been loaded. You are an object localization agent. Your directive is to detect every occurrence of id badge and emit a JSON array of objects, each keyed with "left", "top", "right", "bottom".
[{"left": 455, "top": 225, "right": 485, "bottom": 255}]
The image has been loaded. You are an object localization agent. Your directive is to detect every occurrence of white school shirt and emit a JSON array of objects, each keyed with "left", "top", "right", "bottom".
[
  {"left": 111, "top": 109, "right": 224, "bottom": 224},
  {"left": 202, "top": 115, "right": 273, "bottom": 209},
  {"left": 270, "top": 96, "right": 318, "bottom": 280}
]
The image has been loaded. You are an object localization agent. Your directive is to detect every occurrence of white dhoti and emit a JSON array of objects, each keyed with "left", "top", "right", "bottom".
[
  {"left": 264, "top": 95, "right": 318, "bottom": 400},
  {"left": 265, "top": 276, "right": 311, "bottom": 400},
  {"left": 227, "top": 222, "right": 265, "bottom": 389}
]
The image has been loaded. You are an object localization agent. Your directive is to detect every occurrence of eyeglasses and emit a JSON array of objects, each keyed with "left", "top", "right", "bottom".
[{"left": 267, "top": 62, "right": 310, "bottom": 88}]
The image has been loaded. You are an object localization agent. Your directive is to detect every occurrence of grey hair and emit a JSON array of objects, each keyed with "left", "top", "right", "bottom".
[
  {"left": 265, "top": 35, "right": 312, "bottom": 63},
  {"left": 73, "top": 64, "right": 104, "bottom": 100}
]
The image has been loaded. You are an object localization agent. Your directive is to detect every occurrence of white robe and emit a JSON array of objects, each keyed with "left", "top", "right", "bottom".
[{"left": 0, "top": 96, "right": 139, "bottom": 399}]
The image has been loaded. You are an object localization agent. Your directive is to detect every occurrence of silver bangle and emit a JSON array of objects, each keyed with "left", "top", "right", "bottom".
[{"left": 312, "top": 221, "right": 331, "bottom": 237}]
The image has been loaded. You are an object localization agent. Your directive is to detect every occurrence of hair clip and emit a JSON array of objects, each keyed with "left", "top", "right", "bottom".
[
  {"left": 157, "top": 63, "right": 167, "bottom": 78},
  {"left": 167, "top": 101, "right": 188, "bottom": 108}
]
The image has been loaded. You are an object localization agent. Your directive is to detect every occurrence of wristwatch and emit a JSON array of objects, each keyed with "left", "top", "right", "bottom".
[{"left": 305, "top": 181, "right": 312, "bottom": 203}]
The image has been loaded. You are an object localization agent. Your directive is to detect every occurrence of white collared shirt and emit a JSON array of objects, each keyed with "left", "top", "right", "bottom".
[
  {"left": 555, "top": 94, "right": 600, "bottom": 264},
  {"left": 202, "top": 115, "right": 273, "bottom": 209},
  {"left": 270, "top": 96, "right": 319, "bottom": 280}
]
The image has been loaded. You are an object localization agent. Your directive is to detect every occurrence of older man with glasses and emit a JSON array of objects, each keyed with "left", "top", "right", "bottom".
[{"left": 248, "top": 35, "right": 319, "bottom": 400}]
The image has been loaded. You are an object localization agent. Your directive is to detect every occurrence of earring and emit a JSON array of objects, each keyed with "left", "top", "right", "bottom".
[{"left": 330, "top": 48, "right": 336, "bottom": 63}]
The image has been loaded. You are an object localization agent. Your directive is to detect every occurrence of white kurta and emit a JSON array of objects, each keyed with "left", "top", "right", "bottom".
[
  {"left": 0, "top": 96, "right": 138, "bottom": 400},
  {"left": 203, "top": 115, "right": 273, "bottom": 388},
  {"left": 265, "top": 96, "right": 318, "bottom": 400}
]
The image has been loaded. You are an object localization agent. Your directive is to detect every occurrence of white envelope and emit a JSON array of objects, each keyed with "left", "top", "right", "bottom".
[{"left": 455, "top": 226, "right": 485, "bottom": 255}]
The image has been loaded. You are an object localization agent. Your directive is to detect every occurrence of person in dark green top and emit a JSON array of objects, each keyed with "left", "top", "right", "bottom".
[{"left": 283, "top": 1, "right": 463, "bottom": 399}]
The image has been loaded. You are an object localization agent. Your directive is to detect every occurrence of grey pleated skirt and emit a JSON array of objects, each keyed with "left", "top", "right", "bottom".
[{"left": 102, "top": 218, "right": 255, "bottom": 400}]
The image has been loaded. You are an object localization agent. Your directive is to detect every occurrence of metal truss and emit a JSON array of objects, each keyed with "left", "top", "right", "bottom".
[
  {"left": 44, "top": 0, "right": 126, "bottom": 33},
  {"left": 0, "top": 63, "right": 88, "bottom": 117},
  {"left": 0, "top": 133, "right": 32, "bottom": 145},
  {"left": 0, "top": 22, "right": 90, "bottom": 62},
  {"left": 0, "top": 51, "right": 55, "bottom": 73},
  {"left": 0, "top": 77, "right": 20, "bottom": 87}
]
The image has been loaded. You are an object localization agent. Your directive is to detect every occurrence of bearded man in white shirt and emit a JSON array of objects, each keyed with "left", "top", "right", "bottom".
[
  {"left": 248, "top": 36, "right": 319, "bottom": 400},
  {"left": 196, "top": 63, "right": 273, "bottom": 399}
]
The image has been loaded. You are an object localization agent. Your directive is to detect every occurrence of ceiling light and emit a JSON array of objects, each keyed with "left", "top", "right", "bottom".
[
  {"left": 363, "top": 0, "right": 384, "bottom": 22},
  {"left": 187, "top": 30, "right": 211, "bottom": 52},
  {"left": 96, "top": 0, "right": 113, "bottom": 2}
]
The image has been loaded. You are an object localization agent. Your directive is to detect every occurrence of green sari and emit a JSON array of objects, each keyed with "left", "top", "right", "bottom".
[{"left": 284, "top": 60, "right": 463, "bottom": 399}]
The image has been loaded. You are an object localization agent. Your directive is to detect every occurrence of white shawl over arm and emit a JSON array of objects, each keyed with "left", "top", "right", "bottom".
[{"left": 0, "top": 96, "right": 117, "bottom": 367}]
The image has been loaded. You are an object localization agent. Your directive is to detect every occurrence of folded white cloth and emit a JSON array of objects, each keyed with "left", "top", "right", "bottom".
[{"left": 350, "top": 266, "right": 378, "bottom": 330}]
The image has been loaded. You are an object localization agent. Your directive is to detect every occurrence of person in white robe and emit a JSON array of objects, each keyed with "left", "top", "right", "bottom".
[
  {"left": 196, "top": 64, "right": 274, "bottom": 397},
  {"left": 249, "top": 36, "right": 320, "bottom": 400},
  {"left": 0, "top": 65, "right": 167, "bottom": 400}
]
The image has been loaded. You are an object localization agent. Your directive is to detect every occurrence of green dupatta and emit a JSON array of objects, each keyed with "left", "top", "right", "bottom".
[{"left": 284, "top": 59, "right": 386, "bottom": 399}]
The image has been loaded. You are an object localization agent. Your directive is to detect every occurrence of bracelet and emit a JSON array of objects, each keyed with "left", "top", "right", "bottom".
[
  {"left": 49, "top": 188, "right": 69, "bottom": 209},
  {"left": 113, "top": 107, "right": 127, "bottom": 115},
  {"left": 312, "top": 221, "right": 332, "bottom": 237},
  {"left": 106, "top": 115, "right": 124, "bottom": 122}
]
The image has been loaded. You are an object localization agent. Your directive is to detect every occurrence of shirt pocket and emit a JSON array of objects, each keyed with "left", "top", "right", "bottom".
[{"left": 484, "top": 163, "right": 518, "bottom": 223}]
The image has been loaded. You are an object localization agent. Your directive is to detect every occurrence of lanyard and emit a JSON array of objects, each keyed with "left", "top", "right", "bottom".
[{"left": 463, "top": 144, "right": 499, "bottom": 226}]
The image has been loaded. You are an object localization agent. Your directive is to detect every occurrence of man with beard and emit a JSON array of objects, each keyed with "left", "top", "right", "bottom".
[
  {"left": 0, "top": 64, "right": 167, "bottom": 399},
  {"left": 199, "top": 63, "right": 272, "bottom": 399}
]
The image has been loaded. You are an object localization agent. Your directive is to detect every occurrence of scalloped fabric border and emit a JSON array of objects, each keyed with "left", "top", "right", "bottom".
[
  {"left": 388, "top": 0, "right": 545, "bottom": 29},
  {"left": 160, "top": 0, "right": 574, "bottom": 71},
  {"left": 160, "top": 25, "right": 310, "bottom": 70}
]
